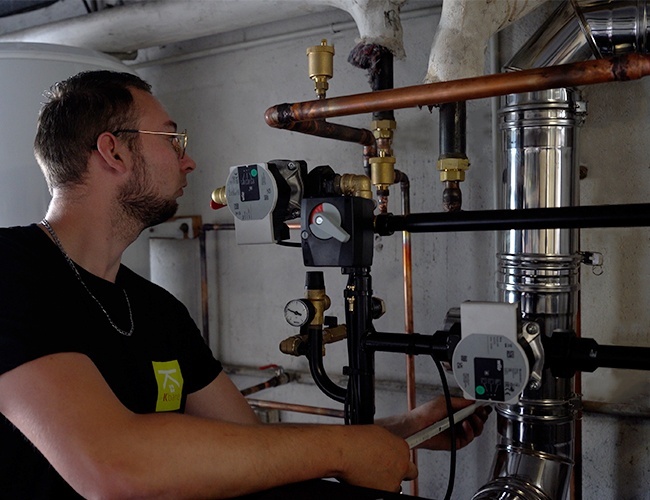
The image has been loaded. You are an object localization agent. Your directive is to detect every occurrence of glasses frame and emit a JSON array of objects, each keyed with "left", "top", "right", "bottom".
[{"left": 113, "top": 129, "right": 188, "bottom": 159}]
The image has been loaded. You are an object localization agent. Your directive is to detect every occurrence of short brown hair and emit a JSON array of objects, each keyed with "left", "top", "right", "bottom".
[{"left": 34, "top": 70, "right": 152, "bottom": 192}]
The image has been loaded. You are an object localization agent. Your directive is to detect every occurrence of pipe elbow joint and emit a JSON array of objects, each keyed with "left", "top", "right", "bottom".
[{"left": 337, "top": 173, "right": 373, "bottom": 200}]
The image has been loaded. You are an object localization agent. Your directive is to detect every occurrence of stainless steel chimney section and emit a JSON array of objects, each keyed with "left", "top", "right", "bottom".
[
  {"left": 473, "top": 88, "right": 586, "bottom": 500},
  {"left": 507, "top": 0, "right": 650, "bottom": 71}
]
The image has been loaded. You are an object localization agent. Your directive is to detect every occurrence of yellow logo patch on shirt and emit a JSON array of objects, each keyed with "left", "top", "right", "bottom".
[{"left": 153, "top": 360, "right": 184, "bottom": 412}]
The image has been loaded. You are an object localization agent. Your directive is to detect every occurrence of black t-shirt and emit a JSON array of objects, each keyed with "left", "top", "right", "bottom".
[{"left": 0, "top": 225, "right": 222, "bottom": 498}]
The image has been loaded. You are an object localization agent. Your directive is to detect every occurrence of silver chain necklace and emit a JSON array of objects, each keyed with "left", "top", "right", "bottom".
[{"left": 41, "top": 218, "right": 134, "bottom": 337}]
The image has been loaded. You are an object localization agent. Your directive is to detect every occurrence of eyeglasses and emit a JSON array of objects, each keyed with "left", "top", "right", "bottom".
[{"left": 113, "top": 129, "right": 188, "bottom": 159}]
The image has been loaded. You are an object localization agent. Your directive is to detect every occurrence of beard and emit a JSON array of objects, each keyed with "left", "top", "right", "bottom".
[{"left": 117, "top": 149, "right": 179, "bottom": 229}]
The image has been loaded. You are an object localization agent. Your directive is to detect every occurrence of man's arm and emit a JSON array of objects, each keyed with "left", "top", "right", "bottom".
[
  {"left": 185, "top": 371, "right": 260, "bottom": 424},
  {"left": 186, "top": 369, "right": 490, "bottom": 451},
  {"left": 0, "top": 352, "right": 416, "bottom": 499}
]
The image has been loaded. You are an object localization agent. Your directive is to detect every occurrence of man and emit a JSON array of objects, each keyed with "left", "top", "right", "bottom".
[{"left": 0, "top": 70, "right": 488, "bottom": 499}]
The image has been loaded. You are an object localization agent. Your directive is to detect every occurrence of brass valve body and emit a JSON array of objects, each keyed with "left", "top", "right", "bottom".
[
  {"left": 306, "top": 288, "right": 331, "bottom": 326},
  {"left": 337, "top": 173, "right": 373, "bottom": 200},
  {"left": 307, "top": 39, "right": 334, "bottom": 98},
  {"left": 369, "top": 156, "right": 396, "bottom": 191},
  {"left": 279, "top": 325, "right": 348, "bottom": 357}
]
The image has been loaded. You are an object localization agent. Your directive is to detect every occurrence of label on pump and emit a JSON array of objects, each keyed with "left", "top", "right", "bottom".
[
  {"left": 225, "top": 163, "right": 278, "bottom": 244},
  {"left": 452, "top": 302, "right": 530, "bottom": 404}
]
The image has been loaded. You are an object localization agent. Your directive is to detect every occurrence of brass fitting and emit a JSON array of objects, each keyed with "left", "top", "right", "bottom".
[
  {"left": 307, "top": 39, "right": 334, "bottom": 99},
  {"left": 369, "top": 155, "right": 396, "bottom": 191},
  {"left": 279, "top": 335, "right": 305, "bottom": 357},
  {"left": 371, "top": 119, "right": 396, "bottom": 141},
  {"left": 306, "top": 288, "right": 331, "bottom": 327},
  {"left": 437, "top": 157, "right": 470, "bottom": 182},
  {"left": 210, "top": 186, "right": 228, "bottom": 210},
  {"left": 368, "top": 119, "right": 397, "bottom": 192},
  {"left": 279, "top": 325, "right": 348, "bottom": 357},
  {"left": 336, "top": 173, "right": 373, "bottom": 200},
  {"left": 211, "top": 186, "right": 227, "bottom": 206}
]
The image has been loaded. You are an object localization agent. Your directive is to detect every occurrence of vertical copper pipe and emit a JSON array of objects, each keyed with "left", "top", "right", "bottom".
[
  {"left": 396, "top": 169, "right": 417, "bottom": 496},
  {"left": 201, "top": 223, "right": 235, "bottom": 347},
  {"left": 573, "top": 300, "right": 583, "bottom": 500}
]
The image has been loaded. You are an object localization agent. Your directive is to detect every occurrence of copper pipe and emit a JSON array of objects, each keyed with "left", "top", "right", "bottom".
[
  {"left": 363, "top": 144, "right": 377, "bottom": 178},
  {"left": 273, "top": 118, "right": 376, "bottom": 146},
  {"left": 266, "top": 54, "right": 650, "bottom": 125},
  {"left": 395, "top": 169, "right": 417, "bottom": 496},
  {"left": 573, "top": 300, "right": 583, "bottom": 500},
  {"left": 240, "top": 370, "right": 292, "bottom": 397},
  {"left": 201, "top": 223, "right": 235, "bottom": 347},
  {"left": 247, "top": 398, "right": 345, "bottom": 419}
]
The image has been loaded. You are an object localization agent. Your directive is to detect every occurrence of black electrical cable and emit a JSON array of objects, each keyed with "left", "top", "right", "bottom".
[
  {"left": 275, "top": 241, "right": 301, "bottom": 248},
  {"left": 432, "top": 356, "right": 456, "bottom": 500}
]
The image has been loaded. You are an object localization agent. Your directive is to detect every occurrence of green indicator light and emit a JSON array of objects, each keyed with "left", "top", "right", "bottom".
[
  {"left": 251, "top": 168, "right": 258, "bottom": 177},
  {"left": 475, "top": 385, "right": 486, "bottom": 396}
]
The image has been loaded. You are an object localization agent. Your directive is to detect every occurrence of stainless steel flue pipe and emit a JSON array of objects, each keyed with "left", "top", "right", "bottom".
[{"left": 472, "top": 88, "right": 585, "bottom": 500}]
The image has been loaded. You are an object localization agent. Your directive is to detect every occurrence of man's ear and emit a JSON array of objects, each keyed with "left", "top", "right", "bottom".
[{"left": 95, "top": 132, "right": 128, "bottom": 173}]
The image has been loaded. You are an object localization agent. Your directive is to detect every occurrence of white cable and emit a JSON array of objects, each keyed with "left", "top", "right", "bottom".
[{"left": 406, "top": 403, "right": 485, "bottom": 450}]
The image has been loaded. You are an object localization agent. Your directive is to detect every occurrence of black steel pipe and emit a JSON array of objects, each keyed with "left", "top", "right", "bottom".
[
  {"left": 566, "top": 337, "right": 650, "bottom": 373},
  {"left": 374, "top": 203, "right": 650, "bottom": 235},
  {"left": 307, "top": 325, "right": 347, "bottom": 404},
  {"left": 363, "top": 331, "right": 458, "bottom": 362},
  {"left": 548, "top": 332, "right": 650, "bottom": 376},
  {"left": 343, "top": 267, "right": 376, "bottom": 425},
  {"left": 439, "top": 101, "right": 466, "bottom": 159}
]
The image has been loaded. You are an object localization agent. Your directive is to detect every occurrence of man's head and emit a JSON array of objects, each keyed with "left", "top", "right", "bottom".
[{"left": 34, "top": 70, "right": 152, "bottom": 194}]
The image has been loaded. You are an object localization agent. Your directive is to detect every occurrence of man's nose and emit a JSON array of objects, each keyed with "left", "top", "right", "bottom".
[{"left": 181, "top": 153, "right": 196, "bottom": 173}]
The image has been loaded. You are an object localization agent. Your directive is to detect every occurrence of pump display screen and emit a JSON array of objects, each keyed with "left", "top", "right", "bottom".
[
  {"left": 237, "top": 165, "right": 260, "bottom": 202},
  {"left": 474, "top": 357, "right": 504, "bottom": 401}
]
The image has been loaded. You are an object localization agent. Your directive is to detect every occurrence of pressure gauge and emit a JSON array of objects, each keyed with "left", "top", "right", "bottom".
[{"left": 284, "top": 299, "right": 314, "bottom": 327}]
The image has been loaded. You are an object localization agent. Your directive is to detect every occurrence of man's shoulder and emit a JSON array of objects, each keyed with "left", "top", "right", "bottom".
[{"left": 0, "top": 224, "right": 46, "bottom": 258}]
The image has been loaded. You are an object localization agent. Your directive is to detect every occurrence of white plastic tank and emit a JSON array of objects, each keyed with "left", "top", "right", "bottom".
[
  {"left": 0, "top": 42, "right": 149, "bottom": 276},
  {"left": 0, "top": 42, "right": 132, "bottom": 227}
]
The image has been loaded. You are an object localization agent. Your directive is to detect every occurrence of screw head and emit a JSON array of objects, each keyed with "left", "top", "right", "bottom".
[{"left": 525, "top": 322, "right": 540, "bottom": 335}]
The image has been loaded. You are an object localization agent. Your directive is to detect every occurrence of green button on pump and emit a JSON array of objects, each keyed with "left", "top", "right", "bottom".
[{"left": 476, "top": 385, "right": 486, "bottom": 396}]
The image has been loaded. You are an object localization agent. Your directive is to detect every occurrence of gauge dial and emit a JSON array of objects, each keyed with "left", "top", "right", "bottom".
[{"left": 284, "top": 299, "right": 313, "bottom": 327}]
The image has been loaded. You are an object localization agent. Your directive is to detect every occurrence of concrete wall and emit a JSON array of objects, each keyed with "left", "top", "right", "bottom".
[{"left": 0, "top": 0, "right": 648, "bottom": 498}]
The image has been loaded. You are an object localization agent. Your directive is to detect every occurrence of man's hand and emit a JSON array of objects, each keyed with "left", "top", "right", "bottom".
[{"left": 335, "top": 425, "right": 418, "bottom": 492}]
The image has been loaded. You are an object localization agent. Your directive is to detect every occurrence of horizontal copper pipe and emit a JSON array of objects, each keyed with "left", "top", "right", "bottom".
[
  {"left": 247, "top": 398, "right": 345, "bottom": 418},
  {"left": 265, "top": 54, "right": 650, "bottom": 125},
  {"left": 272, "top": 118, "right": 375, "bottom": 146}
]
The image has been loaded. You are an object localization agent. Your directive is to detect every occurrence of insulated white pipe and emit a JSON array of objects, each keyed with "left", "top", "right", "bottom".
[
  {"left": 0, "top": 0, "right": 410, "bottom": 57},
  {"left": 425, "top": 0, "right": 548, "bottom": 82},
  {"left": 0, "top": 0, "right": 329, "bottom": 53},
  {"left": 321, "top": 0, "right": 408, "bottom": 58}
]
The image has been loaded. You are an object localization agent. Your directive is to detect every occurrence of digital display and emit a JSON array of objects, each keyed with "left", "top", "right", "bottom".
[
  {"left": 238, "top": 165, "right": 260, "bottom": 202},
  {"left": 474, "top": 357, "right": 504, "bottom": 401}
]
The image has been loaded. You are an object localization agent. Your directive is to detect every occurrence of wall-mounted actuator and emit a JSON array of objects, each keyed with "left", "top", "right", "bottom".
[{"left": 211, "top": 161, "right": 375, "bottom": 267}]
